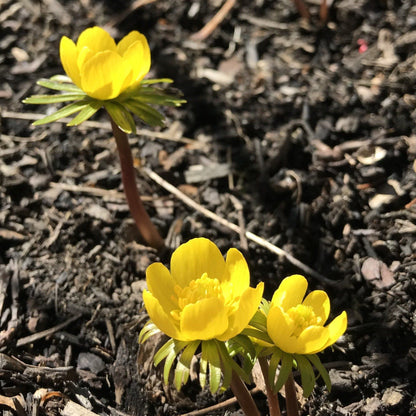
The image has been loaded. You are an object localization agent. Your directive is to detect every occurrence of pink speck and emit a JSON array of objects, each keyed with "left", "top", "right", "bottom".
[{"left": 357, "top": 38, "right": 368, "bottom": 53}]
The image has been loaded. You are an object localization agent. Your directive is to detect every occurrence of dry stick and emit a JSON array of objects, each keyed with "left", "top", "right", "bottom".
[
  {"left": 230, "top": 370, "right": 261, "bottom": 416},
  {"left": 285, "top": 372, "right": 300, "bottom": 416},
  {"left": 110, "top": 120, "right": 164, "bottom": 251},
  {"left": 16, "top": 314, "right": 82, "bottom": 347},
  {"left": 181, "top": 388, "right": 262, "bottom": 416},
  {"left": 191, "top": 0, "right": 237, "bottom": 41},
  {"left": 259, "top": 357, "right": 282, "bottom": 416},
  {"left": 143, "top": 168, "right": 335, "bottom": 286}
]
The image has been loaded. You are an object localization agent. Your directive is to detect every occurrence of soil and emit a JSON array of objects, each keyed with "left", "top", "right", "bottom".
[{"left": 1, "top": 0, "right": 416, "bottom": 415}]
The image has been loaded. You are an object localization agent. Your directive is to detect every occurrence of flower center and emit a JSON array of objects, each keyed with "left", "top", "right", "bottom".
[
  {"left": 170, "top": 273, "right": 225, "bottom": 320},
  {"left": 286, "top": 304, "right": 319, "bottom": 337}
]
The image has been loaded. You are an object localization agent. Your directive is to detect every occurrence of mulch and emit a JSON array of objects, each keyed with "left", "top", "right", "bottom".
[{"left": 1, "top": 0, "right": 416, "bottom": 415}]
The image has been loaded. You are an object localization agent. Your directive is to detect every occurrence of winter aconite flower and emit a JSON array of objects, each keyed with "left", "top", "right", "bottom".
[
  {"left": 24, "top": 27, "right": 185, "bottom": 249},
  {"left": 143, "top": 238, "right": 263, "bottom": 341},
  {"left": 248, "top": 274, "right": 347, "bottom": 397},
  {"left": 24, "top": 26, "right": 184, "bottom": 133},
  {"left": 139, "top": 238, "right": 264, "bottom": 392},
  {"left": 267, "top": 274, "right": 347, "bottom": 355},
  {"left": 60, "top": 26, "right": 150, "bottom": 100}
]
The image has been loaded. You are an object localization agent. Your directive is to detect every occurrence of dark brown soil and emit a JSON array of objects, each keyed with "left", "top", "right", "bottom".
[{"left": 1, "top": 0, "right": 416, "bottom": 415}]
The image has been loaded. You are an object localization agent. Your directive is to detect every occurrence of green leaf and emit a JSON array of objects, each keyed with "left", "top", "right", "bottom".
[
  {"left": 32, "top": 101, "right": 90, "bottom": 126},
  {"left": 141, "top": 78, "right": 174, "bottom": 85},
  {"left": 138, "top": 321, "right": 159, "bottom": 344},
  {"left": 104, "top": 101, "right": 136, "bottom": 134},
  {"left": 295, "top": 354, "right": 316, "bottom": 397},
  {"left": 202, "top": 341, "right": 222, "bottom": 393},
  {"left": 307, "top": 354, "right": 331, "bottom": 392},
  {"left": 67, "top": 101, "right": 102, "bottom": 126},
  {"left": 216, "top": 340, "right": 250, "bottom": 385},
  {"left": 274, "top": 352, "right": 293, "bottom": 393},
  {"left": 23, "top": 93, "right": 87, "bottom": 104},
  {"left": 248, "top": 309, "right": 268, "bottom": 331},
  {"left": 260, "top": 298, "right": 271, "bottom": 315},
  {"left": 37, "top": 78, "right": 83, "bottom": 93},
  {"left": 268, "top": 350, "right": 282, "bottom": 389},
  {"left": 164, "top": 348, "right": 177, "bottom": 385},
  {"left": 50, "top": 75, "right": 72, "bottom": 82},
  {"left": 174, "top": 341, "right": 200, "bottom": 390},
  {"left": 209, "top": 360, "right": 222, "bottom": 394},
  {"left": 136, "top": 93, "right": 185, "bottom": 106},
  {"left": 154, "top": 338, "right": 175, "bottom": 367},
  {"left": 228, "top": 334, "right": 256, "bottom": 358},
  {"left": 123, "top": 99, "right": 165, "bottom": 127},
  {"left": 241, "top": 327, "right": 273, "bottom": 345}
]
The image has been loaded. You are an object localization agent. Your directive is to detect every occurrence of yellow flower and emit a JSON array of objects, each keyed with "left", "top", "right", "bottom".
[
  {"left": 143, "top": 238, "right": 264, "bottom": 342},
  {"left": 60, "top": 26, "right": 150, "bottom": 100},
  {"left": 267, "top": 274, "right": 347, "bottom": 355}
]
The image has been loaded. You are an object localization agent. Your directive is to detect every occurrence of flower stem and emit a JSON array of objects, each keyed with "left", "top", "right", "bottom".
[
  {"left": 110, "top": 119, "right": 164, "bottom": 250},
  {"left": 230, "top": 370, "right": 261, "bottom": 416},
  {"left": 284, "top": 372, "right": 299, "bottom": 416},
  {"left": 259, "top": 356, "right": 282, "bottom": 416}
]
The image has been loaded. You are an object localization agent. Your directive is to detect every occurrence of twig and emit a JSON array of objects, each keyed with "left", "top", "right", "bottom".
[
  {"left": 49, "top": 182, "right": 142, "bottom": 201},
  {"left": 228, "top": 194, "right": 248, "bottom": 250},
  {"left": 16, "top": 314, "right": 82, "bottom": 347},
  {"left": 191, "top": 0, "right": 237, "bottom": 41},
  {"left": 105, "top": 318, "right": 116, "bottom": 354},
  {"left": 181, "top": 387, "right": 261, "bottom": 416},
  {"left": 143, "top": 168, "right": 336, "bottom": 286}
]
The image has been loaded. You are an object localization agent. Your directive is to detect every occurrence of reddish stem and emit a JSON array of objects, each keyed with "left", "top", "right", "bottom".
[
  {"left": 230, "top": 370, "right": 261, "bottom": 416},
  {"left": 259, "top": 356, "right": 282, "bottom": 416},
  {"left": 292, "top": 0, "right": 310, "bottom": 20},
  {"left": 110, "top": 119, "right": 164, "bottom": 250},
  {"left": 285, "top": 372, "right": 300, "bottom": 416}
]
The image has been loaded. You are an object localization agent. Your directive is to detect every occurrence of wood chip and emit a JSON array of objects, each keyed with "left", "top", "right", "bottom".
[{"left": 62, "top": 400, "right": 100, "bottom": 416}]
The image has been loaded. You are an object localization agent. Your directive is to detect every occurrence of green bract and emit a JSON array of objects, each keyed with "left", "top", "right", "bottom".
[
  {"left": 139, "top": 322, "right": 253, "bottom": 393},
  {"left": 23, "top": 75, "right": 185, "bottom": 133}
]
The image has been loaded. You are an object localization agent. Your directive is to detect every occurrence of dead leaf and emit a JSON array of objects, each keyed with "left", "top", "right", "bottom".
[{"left": 0, "top": 394, "right": 26, "bottom": 416}]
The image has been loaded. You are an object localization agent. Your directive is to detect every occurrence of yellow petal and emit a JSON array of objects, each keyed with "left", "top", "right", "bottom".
[
  {"left": 143, "top": 290, "right": 181, "bottom": 340},
  {"left": 77, "top": 46, "right": 95, "bottom": 75},
  {"left": 121, "top": 39, "right": 151, "bottom": 85},
  {"left": 117, "top": 30, "right": 147, "bottom": 55},
  {"left": 180, "top": 297, "right": 228, "bottom": 340},
  {"left": 302, "top": 290, "right": 330, "bottom": 324},
  {"left": 146, "top": 263, "right": 177, "bottom": 312},
  {"left": 221, "top": 248, "right": 250, "bottom": 297},
  {"left": 170, "top": 238, "right": 226, "bottom": 287},
  {"left": 267, "top": 305, "right": 298, "bottom": 353},
  {"left": 217, "top": 282, "right": 264, "bottom": 341},
  {"left": 296, "top": 325, "right": 329, "bottom": 354},
  {"left": 60, "top": 36, "right": 82, "bottom": 88},
  {"left": 271, "top": 274, "right": 308, "bottom": 311},
  {"left": 321, "top": 311, "right": 347, "bottom": 350},
  {"left": 80, "top": 50, "right": 133, "bottom": 100},
  {"left": 77, "top": 26, "right": 116, "bottom": 53}
]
